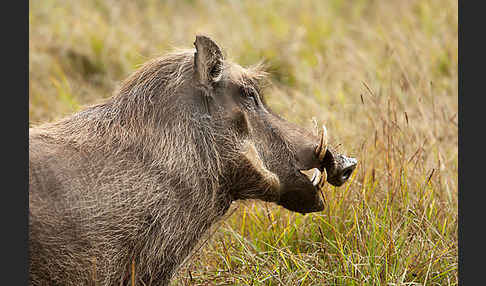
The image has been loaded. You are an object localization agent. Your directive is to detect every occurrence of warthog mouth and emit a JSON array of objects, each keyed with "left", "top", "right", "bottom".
[
  {"left": 298, "top": 167, "right": 328, "bottom": 210},
  {"left": 276, "top": 125, "right": 357, "bottom": 215},
  {"left": 292, "top": 156, "right": 357, "bottom": 214},
  {"left": 277, "top": 167, "right": 328, "bottom": 215}
]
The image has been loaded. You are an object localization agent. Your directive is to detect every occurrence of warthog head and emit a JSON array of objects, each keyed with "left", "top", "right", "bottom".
[{"left": 190, "top": 35, "right": 357, "bottom": 214}]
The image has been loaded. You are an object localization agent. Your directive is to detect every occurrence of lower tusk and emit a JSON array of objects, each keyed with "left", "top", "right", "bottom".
[{"left": 311, "top": 168, "right": 320, "bottom": 185}]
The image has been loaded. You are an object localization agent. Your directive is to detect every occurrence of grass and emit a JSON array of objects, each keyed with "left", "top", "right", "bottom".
[{"left": 29, "top": 0, "right": 458, "bottom": 285}]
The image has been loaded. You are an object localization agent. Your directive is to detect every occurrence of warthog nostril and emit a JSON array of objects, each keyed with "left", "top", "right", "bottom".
[
  {"left": 323, "top": 152, "right": 358, "bottom": 187},
  {"left": 341, "top": 167, "right": 354, "bottom": 181},
  {"left": 339, "top": 158, "right": 357, "bottom": 182}
]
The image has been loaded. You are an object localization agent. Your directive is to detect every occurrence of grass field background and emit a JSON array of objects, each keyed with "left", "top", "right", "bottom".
[{"left": 29, "top": 0, "right": 458, "bottom": 285}]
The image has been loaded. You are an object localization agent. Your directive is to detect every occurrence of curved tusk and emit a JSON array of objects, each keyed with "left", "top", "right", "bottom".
[{"left": 315, "top": 125, "right": 328, "bottom": 162}]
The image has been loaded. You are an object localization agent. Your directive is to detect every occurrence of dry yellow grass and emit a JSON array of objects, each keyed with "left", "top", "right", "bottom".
[{"left": 29, "top": 0, "right": 457, "bottom": 285}]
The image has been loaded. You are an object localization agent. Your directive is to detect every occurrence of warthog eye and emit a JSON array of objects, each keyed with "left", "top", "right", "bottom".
[{"left": 240, "top": 86, "right": 259, "bottom": 107}]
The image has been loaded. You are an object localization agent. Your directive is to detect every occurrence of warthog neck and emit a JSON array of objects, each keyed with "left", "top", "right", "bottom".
[{"left": 29, "top": 126, "right": 233, "bottom": 285}]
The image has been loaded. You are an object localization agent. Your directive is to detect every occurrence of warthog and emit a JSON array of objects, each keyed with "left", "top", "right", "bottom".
[{"left": 29, "top": 35, "right": 357, "bottom": 285}]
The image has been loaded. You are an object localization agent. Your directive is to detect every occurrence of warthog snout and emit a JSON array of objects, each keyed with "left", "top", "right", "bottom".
[
  {"left": 322, "top": 149, "right": 358, "bottom": 187},
  {"left": 313, "top": 124, "right": 357, "bottom": 187}
]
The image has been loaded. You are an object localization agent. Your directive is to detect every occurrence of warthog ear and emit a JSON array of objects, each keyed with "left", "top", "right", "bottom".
[{"left": 194, "top": 35, "right": 224, "bottom": 85}]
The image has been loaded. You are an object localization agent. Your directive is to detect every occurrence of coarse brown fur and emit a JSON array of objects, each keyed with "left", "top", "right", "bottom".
[{"left": 29, "top": 35, "right": 356, "bottom": 285}]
